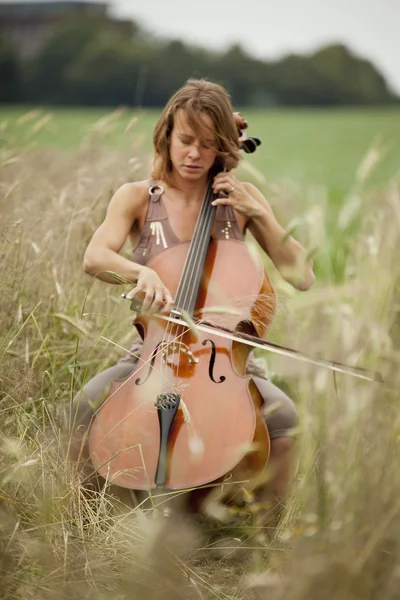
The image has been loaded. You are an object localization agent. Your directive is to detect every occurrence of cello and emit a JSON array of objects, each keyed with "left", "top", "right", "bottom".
[{"left": 88, "top": 117, "right": 277, "bottom": 497}]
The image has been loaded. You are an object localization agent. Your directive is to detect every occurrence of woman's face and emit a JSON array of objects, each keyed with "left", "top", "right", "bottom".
[{"left": 169, "top": 110, "right": 218, "bottom": 182}]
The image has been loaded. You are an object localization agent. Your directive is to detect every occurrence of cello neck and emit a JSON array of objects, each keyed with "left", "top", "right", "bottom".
[{"left": 174, "top": 165, "right": 220, "bottom": 316}]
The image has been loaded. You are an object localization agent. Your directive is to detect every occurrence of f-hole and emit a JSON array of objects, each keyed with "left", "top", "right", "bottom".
[
  {"left": 202, "top": 339, "right": 226, "bottom": 384},
  {"left": 135, "top": 343, "right": 161, "bottom": 385}
]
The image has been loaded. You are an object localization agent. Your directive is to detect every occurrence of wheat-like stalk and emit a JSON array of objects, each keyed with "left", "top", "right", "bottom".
[{"left": 0, "top": 114, "right": 399, "bottom": 599}]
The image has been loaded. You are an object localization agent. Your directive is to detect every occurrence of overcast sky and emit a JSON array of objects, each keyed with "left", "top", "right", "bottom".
[{"left": 109, "top": 0, "right": 400, "bottom": 93}]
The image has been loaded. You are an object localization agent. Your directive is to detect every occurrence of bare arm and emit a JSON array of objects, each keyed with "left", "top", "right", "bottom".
[
  {"left": 83, "top": 183, "right": 144, "bottom": 283},
  {"left": 83, "top": 182, "right": 173, "bottom": 313},
  {"left": 212, "top": 176, "right": 315, "bottom": 291},
  {"left": 245, "top": 183, "right": 315, "bottom": 291}
]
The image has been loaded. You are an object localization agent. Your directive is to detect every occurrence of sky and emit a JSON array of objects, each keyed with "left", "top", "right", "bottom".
[{"left": 109, "top": 0, "right": 400, "bottom": 94}]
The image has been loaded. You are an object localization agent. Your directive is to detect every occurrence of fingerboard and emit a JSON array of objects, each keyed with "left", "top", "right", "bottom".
[{"left": 174, "top": 166, "right": 220, "bottom": 316}]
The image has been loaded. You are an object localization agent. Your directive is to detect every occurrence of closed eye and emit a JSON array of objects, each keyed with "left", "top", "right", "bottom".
[
  {"left": 201, "top": 141, "right": 215, "bottom": 149},
  {"left": 179, "top": 136, "right": 216, "bottom": 149}
]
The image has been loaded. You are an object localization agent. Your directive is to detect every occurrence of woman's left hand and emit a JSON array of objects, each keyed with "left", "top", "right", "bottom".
[{"left": 211, "top": 172, "right": 264, "bottom": 219}]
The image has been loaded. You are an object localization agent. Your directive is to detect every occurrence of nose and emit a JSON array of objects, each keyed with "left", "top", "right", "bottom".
[{"left": 188, "top": 144, "right": 201, "bottom": 159}]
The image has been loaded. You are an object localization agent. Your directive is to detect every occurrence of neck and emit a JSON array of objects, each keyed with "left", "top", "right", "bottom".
[{"left": 168, "top": 171, "right": 210, "bottom": 205}]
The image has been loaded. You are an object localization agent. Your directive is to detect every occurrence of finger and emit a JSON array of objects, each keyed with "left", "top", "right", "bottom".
[
  {"left": 160, "top": 303, "right": 173, "bottom": 316},
  {"left": 213, "top": 173, "right": 235, "bottom": 185},
  {"left": 211, "top": 197, "right": 234, "bottom": 207},
  {"left": 148, "top": 286, "right": 164, "bottom": 315},
  {"left": 213, "top": 178, "right": 236, "bottom": 191},
  {"left": 214, "top": 183, "right": 235, "bottom": 196},
  {"left": 213, "top": 179, "right": 231, "bottom": 188},
  {"left": 217, "top": 189, "right": 236, "bottom": 200},
  {"left": 161, "top": 290, "right": 174, "bottom": 315},
  {"left": 141, "top": 289, "right": 155, "bottom": 314},
  {"left": 126, "top": 285, "right": 142, "bottom": 300},
  {"left": 164, "top": 288, "right": 174, "bottom": 305}
]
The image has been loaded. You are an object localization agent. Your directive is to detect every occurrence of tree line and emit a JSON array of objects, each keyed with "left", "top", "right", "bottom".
[{"left": 1, "top": 14, "right": 397, "bottom": 107}]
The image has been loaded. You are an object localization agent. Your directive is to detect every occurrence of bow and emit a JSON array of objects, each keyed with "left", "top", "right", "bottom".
[{"left": 120, "top": 293, "right": 384, "bottom": 384}]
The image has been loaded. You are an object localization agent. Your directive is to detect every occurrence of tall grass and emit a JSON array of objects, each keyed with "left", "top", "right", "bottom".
[{"left": 1, "top": 112, "right": 400, "bottom": 599}]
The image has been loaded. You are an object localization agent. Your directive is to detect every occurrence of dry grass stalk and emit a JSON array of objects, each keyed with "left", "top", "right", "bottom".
[{"left": 0, "top": 121, "right": 399, "bottom": 598}]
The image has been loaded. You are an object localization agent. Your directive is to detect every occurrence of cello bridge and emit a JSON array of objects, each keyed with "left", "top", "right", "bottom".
[{"left": 161, "top": 341, "right": 199, "bottom": 366}]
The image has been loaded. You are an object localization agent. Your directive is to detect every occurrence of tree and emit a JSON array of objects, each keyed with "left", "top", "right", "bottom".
[
  {"left": 142, "top": 40, "right": 209, "bottom": 106},
  {"left": 25, "top": 15, "right": 139, "bottom": 104},
  {"left": 2, "top": 14, "right": 397, "bottom": 108},
  {"left": 64, "top": 33, "right": 138, "bottom": 105},
  {"left": 309, "top": 44, "right": 395, "bottom": 105},
  {"left": 0, "top": 36, "right": 21, "bottom": 102}
]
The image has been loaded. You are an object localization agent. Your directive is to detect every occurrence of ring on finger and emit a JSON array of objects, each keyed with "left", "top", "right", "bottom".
[{"left": 229, "top": 185, "right": 235, "bottom": 193}]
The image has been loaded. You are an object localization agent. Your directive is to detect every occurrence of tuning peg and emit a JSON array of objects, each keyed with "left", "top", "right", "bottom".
[{"left": 241, "top": 136, "right": 262, "bottom": 154}]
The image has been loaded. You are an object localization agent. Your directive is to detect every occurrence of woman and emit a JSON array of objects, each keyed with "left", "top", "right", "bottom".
[{"left": 72, "top": 78, "right": 314, "bottom": 517}]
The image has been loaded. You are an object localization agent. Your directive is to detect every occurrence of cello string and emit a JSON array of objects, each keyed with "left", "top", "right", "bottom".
[
  {"left": 160, "top": 195, "right": 210, "bottom": 394},
  {"left": 157, "top": 157, "right": 224, "bottom": 396},
  {"left": 159, "top": 174, "right": 213, "bottom": 389},
  {"left": 178, "top": 162, "right": 229, "bottom": 312},
  {"left": 161, "top": 171, "right": 216, "bottom": 395},
  {"left": 170, "top": 177, "right": 215, "bottom": 392},
  {"left": 174, "top": 172, "right": 215, "bottom": 311},
  {"left": 175, "top": 180, "right": 215, "bottom": 313}
]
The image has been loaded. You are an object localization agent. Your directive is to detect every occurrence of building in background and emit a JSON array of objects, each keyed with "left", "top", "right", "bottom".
[{"left": 0, "top": 1, "right": 108, "bottom": 57}]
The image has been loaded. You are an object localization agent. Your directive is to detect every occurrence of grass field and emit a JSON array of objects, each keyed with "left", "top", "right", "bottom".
[
  {"left": 1, "top": 106, "right": 400, "bottom": 190},
  {"left": 1, "top": 106, "right": 400, "bottom": 599}
]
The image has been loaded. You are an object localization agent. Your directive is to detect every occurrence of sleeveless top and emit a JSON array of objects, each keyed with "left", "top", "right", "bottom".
[{"left": 132, "top": 183, "right": 244, "bottom": 266}]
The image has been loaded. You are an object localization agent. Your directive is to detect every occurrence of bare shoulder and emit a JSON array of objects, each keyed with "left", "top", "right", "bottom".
[
  {"left": 233, "top": 181, "right": 273, "bottom": 231},
  {"left": 86, "top": 180, "right": 151, "bottom": 255},
  {"left": 107, "top": 180, "right": 150, "bottom": 218},
  {"left": 242, "top": 181, "right": 276, "bottom": 218},
  {"left": 242, "top": 181, "right": 268, "bottom": 204}
]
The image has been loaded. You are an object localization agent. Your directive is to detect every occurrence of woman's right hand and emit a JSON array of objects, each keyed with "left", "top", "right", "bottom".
[{"left": 126, "top": 266, "right": 174, "bottom": 315}]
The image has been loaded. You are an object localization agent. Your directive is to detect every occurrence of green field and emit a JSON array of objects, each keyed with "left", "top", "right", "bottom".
[{"left": 1, "top": 106, "right": 400, "bottom": 190}]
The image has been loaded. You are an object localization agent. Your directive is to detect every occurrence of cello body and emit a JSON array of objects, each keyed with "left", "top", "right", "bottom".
[{"left": 89, "top": 239, "right": 276, "bottom": 492}]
